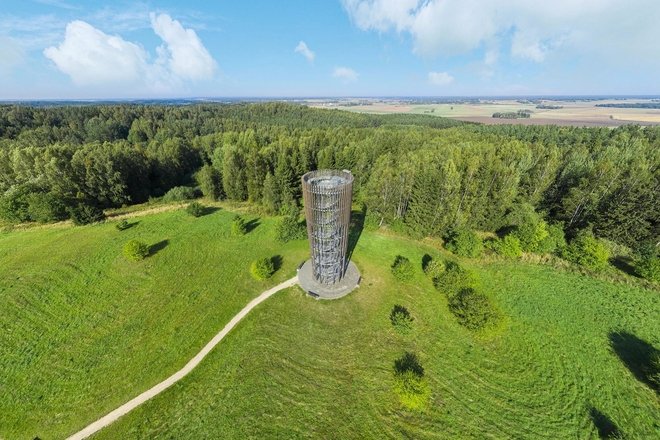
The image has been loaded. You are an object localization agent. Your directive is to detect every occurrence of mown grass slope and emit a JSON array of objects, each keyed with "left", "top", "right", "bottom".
[{"left": 1, "top": 208, "right": 658, "bottom": 439}]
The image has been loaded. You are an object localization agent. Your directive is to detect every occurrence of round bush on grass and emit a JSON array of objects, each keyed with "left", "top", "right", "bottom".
[
  {"left": 562, "top": 232, "right": 611, "bottom": 271},
  {"left": 423, "top": 258, "right": 446, "bottom": 279},
  {"left": 250, "top": 257, "right": 275, "bottom": 280},
  {"left": 393, "top": 352, "right": 430, "bottom": 410},
  {"left": 123, "top": 239, "right": 149, "bottom": 261},
  {"left": 444, "top": 227, "right": 483, "bottom": 258},
  {"left": 448, "top": 287, "right": 500, "bottom": 331},
  {"left": 391, "top": 255, "right": 414, "bottom": 281},
  {"left": 115, "top": 219, "right": 130, "bottom": 231},
  {"left": 390, "top": 305, "right": 414, "bottom": 333},
  {"left": 275, "top": 213, "right": 305, "bottom": 242},
  {"left": 186, "top": 202, "right": 205, "bottom": 218},
  {"left": 432, "top": 261, "right": 478, "bottom": 297}
]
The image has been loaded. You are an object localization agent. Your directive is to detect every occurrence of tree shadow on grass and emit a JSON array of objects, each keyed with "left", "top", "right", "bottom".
[
  {"left": 609, "top": 331, "right": 659, "bottom": 392},
  {"left": 271, "top": 255, "right": 283, "bottom": 272},
  {"left": 201, "top": 206, "right": 220, "bottom": 216},
  {"left": 150, "top": 239, "right": 169, "bottom": 256},
  {"left": 394, "top": 352, "right": 424, "bottom": 377},
  {"left": 245, "top": 218, "right": 260, "bottom": 233},
  {"left": 610, "top": 256, "right": 640, "bottom": 278},
  {"left": 588, "top": 407, "right": 623, "bottom": 439},
  {"left": 422, "top": 254, "right": 433, "bottom": 271},
  {"left": 346, "top": 206, "right": 365, "bottom": 264}
]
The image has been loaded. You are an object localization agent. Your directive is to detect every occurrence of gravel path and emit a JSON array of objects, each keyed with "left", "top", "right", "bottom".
[{"left": 66, "top": 276, "right": 299, "bottom": 440}]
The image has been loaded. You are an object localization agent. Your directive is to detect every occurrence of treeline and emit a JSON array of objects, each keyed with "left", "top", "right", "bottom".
[
  {"left": 492, "top": 110, "right": 532, "bottom": 119},
  {"left": 0, "top": 103, "right": 658, "bottom": 252},
  {"left": 595, "top": 103, "right": 660, "bottom": 109}
]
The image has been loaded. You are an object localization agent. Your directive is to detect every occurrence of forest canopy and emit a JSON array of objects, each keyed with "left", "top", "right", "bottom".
[{"left": 0, "top": 102, "right": 657, "bottom": 250}]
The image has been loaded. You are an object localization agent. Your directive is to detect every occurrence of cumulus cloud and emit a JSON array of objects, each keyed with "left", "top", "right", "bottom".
[
  {"left": 294, "top": 41, "right": 315, "bottom": 62},
  {"left": 333, "top": 66, "right": 358, "bottom": 82},
  {"left": 341, "top": 0, "right": 660, "bottom": 64},
  {"left": 428, "top": 71, "right": 453, "bottom": 86},
  {"left": 44, "top": 13, "right": 216, "bottom": 89}
]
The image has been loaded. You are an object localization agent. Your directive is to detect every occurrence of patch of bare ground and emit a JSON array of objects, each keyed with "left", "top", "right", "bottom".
[{"left": 451, "top": 116, "right": 660, "bottom": 127}]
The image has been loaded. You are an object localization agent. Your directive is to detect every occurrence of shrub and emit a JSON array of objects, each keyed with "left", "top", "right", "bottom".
[
  {"left": 391, "top": 255, "right": 414, "bottom": 281},
  {"left": 393, "top": 352, "right": 430, "bottom": 410},
  {"left": 448, "top": 288, "right": 500, "bottom": 331},
  {"left": 444, "top": 227, "right": 483, "bottom": 258},
  {"left": 433, "top": 261, "right": 478, "bottom": 297},
  {"left": 276, "top": 213, "right": 305, "bottom": 242},
  {"left": 186, "top": 202, "right": 205, "bottom": 217},
  {"left": 123, "top": 239, "right": 149, "bottom": 261},
  {"left": 562, "top": 232, "right": 611, "bottom": 271},
  {"left": 423, "top": 258, "right": 445, "bottom": 279},
  {"left": 390, "top": 305, "right": 414, "bottom": 333},
  {"left": 636, "top": 257, "right": 660, "bottom": 282},
  {"left": 163, "top": 186, "right": 197, "bottom": 202},
  {"left": 26, "top": 192, "right": 68, "bottom": 223},
  {"left": 250, "top": 257, "right": 275, "bottom": 280},
  {"left": 504, "top": 203, "right": 548, "bottom": 252},
  {"left": 536, "top": 222, "right": 566, "bottom": 254},
  {"left": 115, "top": 219, "right": 130, "bottom": 231},
  {"left": 0, "top": 184, "right": 37, "bottom": 223},
  {"left": 488, "top": 235, "right": 523, "bottom": 259},
  {"left": 231, "top": 215, "right": 248, "bottom": 235},
  {"left": 68, "top": 202, "right": 105, "bottom": 225}
]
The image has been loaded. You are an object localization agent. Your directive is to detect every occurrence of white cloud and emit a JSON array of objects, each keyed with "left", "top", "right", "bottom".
[
  {"left": 428, "top": 71, "right": 453, "bottom": 86},
  {"left": 150, "top": 13, "right": 216, "bottom": 80},
  {"left": 43, "top": 13, "right": 216, "bottom": 89},
  {"left": 333, "top": 66, "right": 358, "bottom": 82},
  {"left": 294, "top": 41, "right": 315, "bottom": 62},
  {"left": 341, "top": 0, "right": 660, "bottom": 64}
]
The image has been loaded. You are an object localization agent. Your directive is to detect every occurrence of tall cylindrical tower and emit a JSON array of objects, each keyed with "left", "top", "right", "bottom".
[{"left": 301, "top": 169, "right": 353, "bottom": 285}]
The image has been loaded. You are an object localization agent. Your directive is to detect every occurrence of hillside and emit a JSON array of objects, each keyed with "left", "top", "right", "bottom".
[{"left": 1, "top": 205, "right": 658, "bottom": 439}]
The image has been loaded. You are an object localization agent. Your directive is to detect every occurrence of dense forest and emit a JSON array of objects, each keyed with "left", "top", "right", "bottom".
[{"left": 0, "top": 103, "right": 658, "bottom": 255}]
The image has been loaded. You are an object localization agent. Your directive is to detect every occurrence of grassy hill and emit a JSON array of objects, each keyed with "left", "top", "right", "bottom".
[{"left": 1, "top": 205, "right": 658, "bottom": 439}]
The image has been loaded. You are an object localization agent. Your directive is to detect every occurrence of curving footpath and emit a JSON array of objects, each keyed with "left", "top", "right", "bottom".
[{"left": 67, "top": 276, "right": 299, "bottom": 440}]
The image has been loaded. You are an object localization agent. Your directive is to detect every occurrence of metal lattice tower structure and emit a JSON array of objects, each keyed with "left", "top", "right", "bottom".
[{"left": 302, "top": 170, "right": 353, "bottom": 285}]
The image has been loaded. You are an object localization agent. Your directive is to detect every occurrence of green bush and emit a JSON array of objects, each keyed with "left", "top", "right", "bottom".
[
  {"left": 275, "top": 213, "right": 305, "bottom": 242},
  {"left": 390, "top": 305, "right": 414, "bottom": 333},
  {"left": 504, "top": 203, "right": 548, "bottom": 252},
  {"left": 536, "top": 222, "right": 566, "bottom": 254},
  {"left": 423, "top": 258, "right": 445, "bottom": 279},
  {"left": 115, "top": 219, "right": 130, "bottom": 231},
  {"left": 444, "top": 227, "right": 483, "bottom": 258},
  {"left": 186, "top": 201, "right": 205, "bottom": 217},
  {"left": 393, "top": 352, "right": 430, "bottom": 410},
  {"left": 448, "top": 288, "right": 500, "bottom": 331},
  {"left": 250, "top": 257, "right": 275, "bottom": 280},
  {"left": 562, "top": 232, "right": 611, "bottom": 271},
  {"left": 163, "top": 186, "right": 197, "bottom": 202},
  {"left": 488, "top": 235, "right": 523, "bottom": 258},
  {"left": 123, "top": 239, "right": 149, "bottom": 261},
  {"left": 0, "top": 184, "right": 37, "bottom": 223},
  {"left": 68, "top": 202, "right": 106, "bottom": 225},
  {"left": 433, "top": 261, "right": 478, "bottom": 297},
  {"left": 26, "top": 192, "right": 68, "bottom": 223},
  {"left": 636, "top": 257, "right": 660, "bottom": 282},
  {"left": 231, "top": 215, "right": 248, "bottom": 235},
  {"left": 195, "top": 164, "right": 223, "bottom": 200},
  {"left": 391, "top": 255, "right": 414, "bottom": 281}
]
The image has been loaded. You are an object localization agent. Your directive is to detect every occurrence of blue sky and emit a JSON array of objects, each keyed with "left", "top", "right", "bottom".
[{"left": 1, "top": 0, "right": 659, "bottom": 98}]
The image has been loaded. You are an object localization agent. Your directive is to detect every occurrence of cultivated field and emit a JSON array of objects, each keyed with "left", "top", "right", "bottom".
[
  {"left": 1, "top": 204, "right": 658, "bottom": 439},
  {"left": 318, "top": 99, "right": 660, "bottom": 127}
]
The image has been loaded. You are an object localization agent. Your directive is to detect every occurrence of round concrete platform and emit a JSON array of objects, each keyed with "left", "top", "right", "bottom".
[{"left": 297, "top": 260, "right": 361, "bottom": 299}]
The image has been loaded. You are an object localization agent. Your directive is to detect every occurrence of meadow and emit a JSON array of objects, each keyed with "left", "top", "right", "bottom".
[{"left": 1, "top": 205, "right": 658, "bottom": 439}]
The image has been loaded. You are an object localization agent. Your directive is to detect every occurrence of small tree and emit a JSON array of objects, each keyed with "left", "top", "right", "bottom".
[
  {"left": 123, "top": 239, "right": 149, "bottom": 261},
  {"left": 488, "top": 235, "right": 523, "bottom": 259},
  {"left": 636, "top": 256, "right": 660, "bottom": 283},
  {"left": 562, "top": 231, "right": 611, "bottom": 271},
  {"left": 186, "top": 202, "right": 205, "bottom": 218},
  {"left": 195, "top": 164, "right": 223, "bottom": 200},
  {"left": 444, "top": 227, "right": 483, "bottom": 258},
  {"left": 163, "top": 186, "right": 197, "bottom": 202},
  {"left": 433, "top": 261, "right": 478, "bottom": 297},
  {"left": 536, "top": 222, "right": 566, "bottom": 254},
  {"left": 390, "top": 305, "right": 414, "bottom": 333},
  {"left": 250, "top": 257, "right": 275, "bottom": 280},
  {"left": 391, "top": 255, "right": 414, "bottom": 281},
  {"left": 27, "top": 192, "right": 67, "bottom": 223},
  {"left": 115, "top": 219, "right": 130, "bottom": 231},
  {"left": 231, "top": 215, "right": 248, "bottom": 235},
  {"left": 423, "top": 258, "right": 445, "bottom": 279},
  {"left": 393, "top": 352, "right": 430, "bottom": 410},
  {"left": 448, "top": 288, "right": 500, "bottom": 331},
  {"left": 68, "top": 202, "right": 105, "bottom": 225},
  {"left": 276, "top": 212, "right": 305, "bottom": 242}
]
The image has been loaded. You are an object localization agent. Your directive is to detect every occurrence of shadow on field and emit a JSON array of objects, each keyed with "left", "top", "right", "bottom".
[
  {"left": 610, "top": 256, "right": 639, "bottom": 278},
  {"left": 394, "top": 352, "right": 424, "bottom": 376},
  {"left": 422, "top": 254, "right": 433, "bottom": 271},
  {"left": 588, "top": 407, "right": 623, "bottom": 439},
  {"left": 271, "top": 255, "right": 283, "bottom": 272},
  {"left": 201, "top": 206, "right": 221, "bottom": 216},
  {"left": 609, "top": 331, "right": 659, "bottom": 392},
  {"left": 150, "top": 239, "right": 170, "bottom": 256},
  {"left": 245, "top": 218, "right": 260, "bottom": 233},
  {"left": 346, "top": 206, "right": 365, "bottom": 263}
]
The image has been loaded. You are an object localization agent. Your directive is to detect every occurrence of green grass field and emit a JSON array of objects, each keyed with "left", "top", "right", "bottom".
[{"left": 1, "top": 206, "right": 658, "bottom": 439}]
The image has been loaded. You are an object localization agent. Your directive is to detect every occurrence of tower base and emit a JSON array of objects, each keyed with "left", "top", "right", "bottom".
[{"left": 297, "top": 260, "right": 361, "bottom": 299}]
